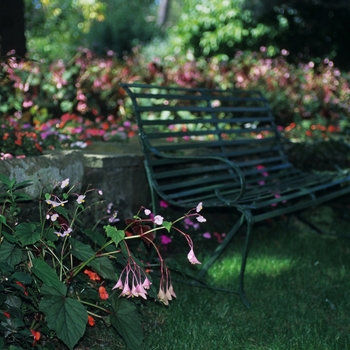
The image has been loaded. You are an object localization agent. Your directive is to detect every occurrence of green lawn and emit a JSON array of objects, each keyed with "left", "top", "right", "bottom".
[{"left": 80, "top": 204, "right": 350, "bottom": 350}]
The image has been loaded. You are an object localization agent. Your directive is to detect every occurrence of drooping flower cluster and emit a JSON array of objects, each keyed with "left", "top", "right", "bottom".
[
  {"left": 112, "top": 256, "right": 152, "bottom": 300},
  {"left": 112, "top": 203, "right": 205, "bottom": 305}
]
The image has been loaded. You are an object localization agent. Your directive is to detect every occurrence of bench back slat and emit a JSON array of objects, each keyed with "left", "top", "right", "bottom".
[{"left": 121, "top": 83, "right": 291, "bottom": 205}]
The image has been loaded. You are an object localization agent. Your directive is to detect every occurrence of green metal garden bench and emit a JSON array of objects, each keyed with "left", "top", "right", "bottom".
[{"left": 120, "top": 82, "right": 350, "bottom": 306}]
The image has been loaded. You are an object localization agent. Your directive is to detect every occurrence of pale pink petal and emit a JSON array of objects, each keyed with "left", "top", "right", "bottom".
[
  {"left": 112, "top": 277, "right": 124, "bottom": 290},
  {"left": 196, "top": 215, "right": 206, "bottom": 223},
  {"left": 187, "top": 248, "right": 201, "bottom": 264},
  {"left": 142, "top": 277, "right": 152, "bottom": 289}
]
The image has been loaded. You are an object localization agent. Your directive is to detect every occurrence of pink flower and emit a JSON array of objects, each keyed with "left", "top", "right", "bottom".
[
  {"left": 121, "top": 281, "right": 131, "bottom": 297},
  {"left": 160, "top": 200, "right": 169, "bottom": 208},
  {"left": 203, "top": 232, "right": 211, "bottom": 239},
  {"left": 187, "top": 248, "right": 201, "bottom": 264},
  {"left": 112, "top": 277, "right": 123, "bottom": 290},
  {"left": 196, "top": 202, "right": 203, "bottom": 212},
  {"left": 160, "top": 235, "right": 172, "bottom": 245},
  {"left": 144, "top": 208, "right": 151, "bottom": 216},
  {"left": 133, "top": 283, "right": 148, "bottom": 299},
  {"left": 142, "top": 277, "right": 152, "bottom": 290}
]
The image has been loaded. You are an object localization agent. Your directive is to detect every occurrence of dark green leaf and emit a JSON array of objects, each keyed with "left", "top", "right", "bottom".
[
  {"left": 70, "top": 238, "right": 117, "bottom": 280},
  {"left": 10, "top": 272, "right": 33, "bottom": 285},
  {"left": 31, "top": 259, "right": 66, "bottom": 294},
  {"left": 0, "top": 214, "right": 6, "bottom": 224},
  {"left": 2, "top": 231, "right": 19, "bottom": 244},
  {"left": 13, "top": 192, "right": 32, "bottom": 201},
  {"left": 0, "top": 174, "right": 12, "bottom": 188},
  {"left": 15, "top": 222, "right": 40, "bottom": 246},
  {"left": 83, "top": 228, "right": 106, "bottom": 248},
  {"left": 39, "top": 294, "right": 87, "bottom": 350},
  {"left": 0, "top": 240, "right": 22, "bottom": 266},
  {"left": 110, "top": 295, "right": 143, "bottom": 350}
]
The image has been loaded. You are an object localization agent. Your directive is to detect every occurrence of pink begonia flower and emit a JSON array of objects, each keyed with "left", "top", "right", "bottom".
[
  {"left": 61, "top": 178, "right": 69, "bottom": 188},
  {"left": 144, "top": 208, "right": 151, "bottom": 216},
  {"left": 160, "top": 235, "right": 172, "bottom": 245},
  {"left": 142, "top": 277, "right": 152, "bottom": 290},
  {"left": 112, "top": 277, "right": 123, "bottom": 290},
  {"left": 98, "top": 190, "right": 103, "bottom": 195},
  {"left": 46, "top": 199, "right": 68, "bottom": 208},
  {"left": 121, "top": 282, "right": 131, "bottom": 297},
  {"left": 203, "top": 232, "right": 211, "bottom": 239},
  {"left": 187, "top": 248, "right": 201, "bottom": 264},
  {"left": 196, "top": 202, "right": 203, "bottom": 213},
  {"left": 196, "top": 215, "right": 206, "bottom": 223},
  {"left": 154, "top": 215, "right": 164, "bottom": 225},
  {"left": 76, "top": 195, "right": 86, "bottom": 204},
  {"left": 133, "top": 283, "right": 148, "bottom": 300}
]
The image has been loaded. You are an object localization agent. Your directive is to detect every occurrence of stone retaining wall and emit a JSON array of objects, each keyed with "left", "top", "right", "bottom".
[{"left": 0, "top": 146, "right": 150, "bottom": 220}]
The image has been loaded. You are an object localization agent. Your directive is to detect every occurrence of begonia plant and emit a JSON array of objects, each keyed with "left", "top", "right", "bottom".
[{"left": 0, "top": 174, "right": 204, "bottom": 350}]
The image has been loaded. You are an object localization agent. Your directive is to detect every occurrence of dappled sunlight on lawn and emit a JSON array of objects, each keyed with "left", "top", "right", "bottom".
[{"left": 207, "top": 254, "right": 294, "bottom": 284}]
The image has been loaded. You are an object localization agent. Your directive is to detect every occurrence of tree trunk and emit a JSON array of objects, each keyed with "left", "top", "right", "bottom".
[
  {"left": 157, "top": 0, "right": 171, "bottom": 28},
  {"left": 0, "top": 0, "right": 27, "bottom": 57}
]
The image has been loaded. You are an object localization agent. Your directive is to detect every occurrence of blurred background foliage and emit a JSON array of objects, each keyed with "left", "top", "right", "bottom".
[{"left": 19, "top": 0, "right": 350, "bottom": 69}]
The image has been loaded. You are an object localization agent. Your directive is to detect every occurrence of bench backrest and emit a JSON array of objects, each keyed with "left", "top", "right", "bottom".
[{"left": 121, "top": 83, "right": 294, "bottom": 206}]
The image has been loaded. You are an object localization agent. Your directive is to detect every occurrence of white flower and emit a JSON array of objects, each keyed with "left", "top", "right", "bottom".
[
  {"left": 196, "top": 215, "right": 206, "bottom": 223},
  {"left": 196, "top": 202, "right": 203, "bottom": 213},
  {"left": 50, "top": 213, "right": 59, "bottom": 221},
  {"left": 55, "top": 227, "right": 72, "bottom": 237},
  {"left": 153, "top": 215, "right": 164, "bottom": 225},
  {"left": 46, "top": 199, "right": 68, "bottom": 208},
  {"left": 60, "top": 178, "right": 69, "bottom": 189},
  {"left": 76, "top": 195, "right": 86, "bottom": 204},
  {"left": 144, "top": 208, "right": 151, "bottom": 216}
]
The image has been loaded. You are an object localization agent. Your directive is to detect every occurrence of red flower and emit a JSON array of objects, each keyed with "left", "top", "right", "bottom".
[
  {"left": 30, "top": 329, "right": 41, "bottom": 346},
  {"left": 87, "top": 315, "right": 95, "bottom": 326},
  {"left": 98, "top": 286, "right": 109, "bottom": 300},
  {"left": 3, "top": 312, "right": 10, "bottom": 318},
  {"left": 84, "top": 269, "right": 101, "bottom": 281}
]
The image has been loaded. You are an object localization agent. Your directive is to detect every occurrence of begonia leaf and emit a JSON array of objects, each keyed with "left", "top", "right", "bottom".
[
  {"left": 70, "top": 238, "right": 117, "bottom": 280},
  {"left": 0, "top": 240, "right": 22, "bottom": 267},
  {"left": 15, "top": 223, "right": 40, "bottom": 246},
  {"left": 104, "top": 225, "right": 125, "bottom": 247},
  {"left": 39, "top": 287, "right": 87, "bottom": 350},
  {"left": 110, "top": 295, "right": 143, "bottom": 350},
  {"left": 31, "top": 259, "right": 65, "bottom": 294}
]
